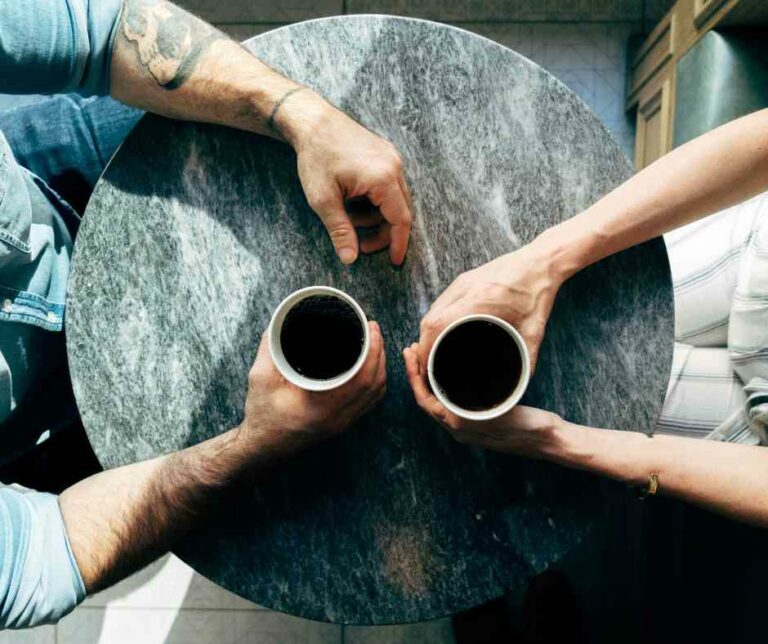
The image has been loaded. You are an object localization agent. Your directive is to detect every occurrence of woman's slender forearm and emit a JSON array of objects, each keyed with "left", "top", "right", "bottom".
[
  {"left": 552, "top": 421, "right": 768, "bottom": 526},
  {"left": 533, "top": 109, "right": 768, "bottom": 282}
]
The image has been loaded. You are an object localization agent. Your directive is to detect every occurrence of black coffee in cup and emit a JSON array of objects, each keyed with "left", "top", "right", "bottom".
[
  {"left": 432, "top": 320, "right": 522, "bottom": 411},
  {"left": 280, "top": 295, "right": 365, "bottom": 380}
]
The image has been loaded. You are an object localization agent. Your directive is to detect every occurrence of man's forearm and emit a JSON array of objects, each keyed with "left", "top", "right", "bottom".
[
  {"left": 531, "top": 109, "right": 768, "bottom": 282},
  {"left": 110, "top": 0, "right": 327, "bottom": 144},
  {"left": 551, "top": 421, "right": 768, "bottom": 527},
  {"left": 59, "top": 424, "right": 275, "bottom": 592}
]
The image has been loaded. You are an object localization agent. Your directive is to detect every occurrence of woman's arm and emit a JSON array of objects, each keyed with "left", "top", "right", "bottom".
[
  {"left": 404, "top": 345, "right": 768, "bottom": 527},
  {"left": 537, "top": 108, "right": 768, "bottom": 282},
  {"left": 558, "top": 423, "right": 768, "bottom": 527},
  {"left": 417, "top": 109, "right": 768, "bottom": 366}
]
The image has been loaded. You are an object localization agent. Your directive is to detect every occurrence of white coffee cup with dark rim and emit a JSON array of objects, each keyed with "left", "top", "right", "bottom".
[
  {"left": 427, "top": 314, "right": 531, "bottom": 421},
  {"left": 268, "top": 286, "right": 370, "bottom": 392}
]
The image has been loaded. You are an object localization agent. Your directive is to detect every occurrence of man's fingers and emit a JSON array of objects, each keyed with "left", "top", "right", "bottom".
[
  {"left": 398, "top": 174, "right": 414, "bottom": 213},
  {"left": 249, "top": 330, "right": 278, "bottom": 382},
  {"left": 347, "top": 197, "right": 384, "bottom": 228},
  {"left": 351, "top": 211, "right": 384, "bottom": 228},
  {"left": 345, "top": 322, "right": 386, "bottom": 416},
  {"left": 368, "top": 324, "right": 387, "bottom": 388},
  {"left": 363, "top": 320, "right": 384, "bottom": 383},
  {"left": 375, "top": 184, "right": 412, "bottom": 266},
  {"left": 340, "top": 320, "right": 382, "bottom": 397},
  {"left": 375, "top": 340, "right": 387, "bottom": 388},
  {"left": 361, "top": 340, "right": 388, "bottom": 412},
  {"left": 360, "top": 223, "right": 391, "bottom": 255},
  {"left": 310, "top": 191, "right": 359, "bottom": 264},
  {"left": 251, "top": 330, "right": 274, "bottom": 370}
]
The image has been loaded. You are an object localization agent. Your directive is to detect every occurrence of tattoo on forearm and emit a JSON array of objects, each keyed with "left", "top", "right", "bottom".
[
  {"left": 121, "top": 0, "right": 227, "bottom": 90},
  {"left": 267, "top": 87, "right": 305, "bottom": 134}
]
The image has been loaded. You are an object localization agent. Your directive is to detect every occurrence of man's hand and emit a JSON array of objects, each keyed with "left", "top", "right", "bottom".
[
  {"left": 111, "top": 1, "right": 413, "bottom": 267},
  {"left": 60, "top": 321, "right": 386, "bottom": 593},
  {"left": 403, "top": 343, "right": 562, "bottom": 459},
  {"left": 241, "top": 320, "right": 387, "bottom": 456},
  {"left": 279, "top": 94, "right": 413, "bottom": 266},
  {"left": 416, "top": 242, "right": 564, "bottom": 373}
]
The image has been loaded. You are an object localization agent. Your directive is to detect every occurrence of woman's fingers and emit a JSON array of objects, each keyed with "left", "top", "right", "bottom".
[{"left": 403, "top": 344, "right": 449, "bottom": 422}]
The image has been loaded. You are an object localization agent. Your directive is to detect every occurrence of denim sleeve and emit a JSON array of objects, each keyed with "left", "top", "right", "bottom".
[
  {"left": 0, "top": 487, "right": 86, "bottom": 628},
  {"left": 0, "top": 0, "right": 124, "bottom": 96}
]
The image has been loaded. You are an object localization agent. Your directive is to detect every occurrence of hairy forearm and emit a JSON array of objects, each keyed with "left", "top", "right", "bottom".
[
  {"left": 551, "top": 421, "right": 768, "bottom": 526},
  {"left": 532, "top": 109, "right": 768, "bottom": 282},
  {"left": 59, "top": 425, "right": 272, "bottom": 592},
  {"left": 110, "top": 0, "right": 328, "bottom": 144}
]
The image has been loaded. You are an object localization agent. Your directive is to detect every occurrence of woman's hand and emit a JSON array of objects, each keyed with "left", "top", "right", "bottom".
[
  {"left": 403, "top": 343, "right": 564, "bottom": 459},
  {"left": 416, "top": 240, "right": 566, "bottom": 372}
]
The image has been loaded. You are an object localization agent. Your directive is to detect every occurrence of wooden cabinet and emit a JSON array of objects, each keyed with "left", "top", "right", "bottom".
[
  {"left": 627, "top": 13, "right": 675, "bottom": 106},
  {"left": 634, "top": 80, "right": 673, "bottom": 168},
  {"left": 626, "top": 0, "right": 766, "bottom": 169},
  {"left": 694, "top": 0, "right": 730, "bottom": 26}
]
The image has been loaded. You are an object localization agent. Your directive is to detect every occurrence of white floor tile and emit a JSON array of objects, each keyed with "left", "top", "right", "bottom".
[
  {"left": 0, "top": 626, "right": 54, "bottom": 644},
  {"left": 57, "top": 608, "right": 341, "bottom": 644},
  {"left": 83, "top": 555, "right": 257, "bottom": 611},
  {"left": 345, "top": 619, "right": 455, "bottom": 644},
  {"left": 232, "top": 612, "right": 341, "bottom": 644}
]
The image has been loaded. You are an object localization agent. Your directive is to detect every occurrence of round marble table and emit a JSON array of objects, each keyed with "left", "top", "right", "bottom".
[{"left": 66, "top": 16, "right": 673, "bottom": 624}]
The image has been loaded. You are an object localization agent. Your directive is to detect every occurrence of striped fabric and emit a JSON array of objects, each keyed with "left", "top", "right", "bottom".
[{"left": 656, "top": 192, "right": 768, "bottom": 444}]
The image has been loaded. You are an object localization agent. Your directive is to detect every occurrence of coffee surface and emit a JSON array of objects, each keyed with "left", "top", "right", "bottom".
[
  {"left": 280, "top": 295, "right": 364, "bottom": 380},
  {"left": 432, "top": 320, "right": 522, "bottom": 411}
]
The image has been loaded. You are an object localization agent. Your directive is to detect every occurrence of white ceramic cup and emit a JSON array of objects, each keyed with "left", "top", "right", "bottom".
[
  {"left": 427, "top": 314, "right": 531, "bottom": 421},
  {"left": 268, "top": 286, "right": 370, "bottom": 392}
]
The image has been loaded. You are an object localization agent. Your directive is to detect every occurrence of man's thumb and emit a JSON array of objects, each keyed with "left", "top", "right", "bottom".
[
  {"left": 311, "top": 194, "right": 359, "bottom": 264},
  {"left": 320, "top": 204, "right": 358, "bottom": 264}
]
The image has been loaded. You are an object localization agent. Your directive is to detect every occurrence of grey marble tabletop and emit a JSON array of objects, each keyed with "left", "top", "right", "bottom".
[{"left": 66, "top": 16, "right": 673, "bottom": 624}]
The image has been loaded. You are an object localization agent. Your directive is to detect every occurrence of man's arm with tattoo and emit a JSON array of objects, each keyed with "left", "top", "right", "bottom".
[{"left": 111, "top": 0, "right": 413, "bottom": 265}]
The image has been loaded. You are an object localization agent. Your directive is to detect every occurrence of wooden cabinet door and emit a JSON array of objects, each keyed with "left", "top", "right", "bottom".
[{"left": 634, "top": 79, "right": 673, "bottom": 169}]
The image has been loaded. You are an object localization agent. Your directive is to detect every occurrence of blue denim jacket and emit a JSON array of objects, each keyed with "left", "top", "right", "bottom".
[
  {"left": 0, "top": 132, "right": 72, "bottom": 332},
  {"left": 0, "top": 0, "right": 127, "bottom": 629},
  {"left": 0, "top": 0, "right": 121, "bottom": 334}
]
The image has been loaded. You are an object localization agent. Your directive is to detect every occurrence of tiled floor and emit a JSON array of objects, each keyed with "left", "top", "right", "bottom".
[{"left": 0, "top": 555, "right": 454, "bottom": 643}]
